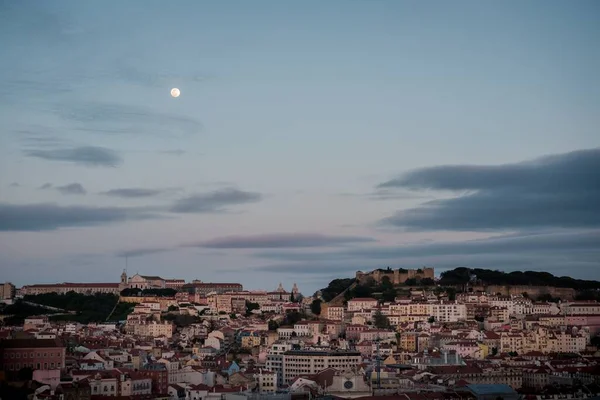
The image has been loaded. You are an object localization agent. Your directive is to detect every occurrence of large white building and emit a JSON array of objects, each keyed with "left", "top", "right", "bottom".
[{"left": 282, "top": 350, "right": 361, "bottom": 384}]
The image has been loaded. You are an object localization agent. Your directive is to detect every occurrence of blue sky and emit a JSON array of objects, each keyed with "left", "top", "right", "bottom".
[{"left": 1, "top": 0, "right": 599, "bottom": 294}]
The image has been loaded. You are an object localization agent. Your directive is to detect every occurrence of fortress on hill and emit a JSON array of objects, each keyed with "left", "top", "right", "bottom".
[{"left": 356, "top": 267, "right": 434, "bottom": 285}]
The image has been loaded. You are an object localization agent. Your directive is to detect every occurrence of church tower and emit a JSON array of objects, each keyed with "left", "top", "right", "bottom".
[
  {"left": 119, "top": 270, "right": 128, "bottom": 291},
  {"left": 292, "top": 282, "right": 299, "bottom": 296}
]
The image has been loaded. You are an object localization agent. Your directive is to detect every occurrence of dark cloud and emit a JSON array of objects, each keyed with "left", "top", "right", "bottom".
[
  {"left": 9, "top": 182, "right": 20, "bottom": 188},
  {"left": 340, "top": 190, "right": 433, "bottom": 201},
  {"left": 170, "top": 188, "right": 262, "bottom": 213},
  {"left": 39, "top": 183, "right": 53, "bottom": 190},
  {"left": 58, "top": 102, "right": 202, "bottom": 136},
  {"left": 248, "top": 230, "right": 600, "bottom": 279},
  {"left": 56, "top": 183, "right": 86, "bottom": 195},
  {"left": 25, "top": 146, "right": 122, "bottom": 167},
  {"left": 0, "top": 203, "right": 159, "bottom": 231},
  {"left": 115, "top": 247, "right": 174, "bottom": 258},
  {"left": 101, "top": 188, "right": 165, "bottom": 198},
  {"left": 254, "top": 230, "right": 600, "bottom": 262},
  {"left": 188, "top": 233, "right": 376, "bottom": 249},
  {"left": 377, "top": 148, "right": 600, "bottom": 231}
]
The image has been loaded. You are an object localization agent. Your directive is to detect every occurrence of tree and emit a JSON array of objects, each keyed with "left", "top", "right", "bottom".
[
  {"left": 475, "top": 316, "right": 485, "bottom": 322},
  {"left": 591, "top": 335, "right": 600, "bottom": 348},
  {"left": 522, "top": 292, "right": 529, "bottom": 299},
  {"left": 289, "top": 293, "right": 295, "bottom": 302},
  {"left": 245, "top": 301, "right": 260, "bottom": 316},
  {"left": 381, "top": 288, "right": 397, "bottom": 303},
  {"left": 420, "top": 278, "right": 435, "bottom": 286},
  {"left": 373, "top": 310, "right": 390, "bottom": 329},
  {"left": 229, "top": 313, "right": 237, "bottom": 319},
  {"left": 17, "top": 367, "right": 33, "bottom": 381},
  {"left": 284, "top": 311, "right": 302, "bottom": 325},
  {"left": 268, "top": 320, "right": 279, "bottom": 331},
  {"left": 428, "top": 316, "right": 435, "bottom": 324},
  {"left": 404, "top": 278, "right": 418, "bottom": 286},
  {"left": 167, "top": 305, "right": 179, "bottom": 312},
  {"left": 381, "top": 276, "right": 393, "bottom": 289},
  {"left": 310, "top": 299, "right": 322, "bottom": 316},
  {"left": 491, "top": 347, "right": 499, "bottom": 356}
]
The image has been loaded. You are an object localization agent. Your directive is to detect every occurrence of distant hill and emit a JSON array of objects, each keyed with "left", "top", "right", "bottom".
[
  {"left": 316, "top": 267, "right": 600, "bottom": 304},
  {"left": 439, "top": 267, "right": 600, "bottom": 290}
]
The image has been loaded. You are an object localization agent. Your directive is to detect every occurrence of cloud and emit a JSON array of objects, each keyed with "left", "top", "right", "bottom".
[
  {"left": 248, "top": 230, "right": 600, "bottom": 278},
  {"left": 377, "top": 148, "right": 600, "bottom": 231},
  {"left": 56, "top": 183, "right": 86, "bottom": 195},
  {"left": 25, "top": 146, "right": 122, "bottom": 167},
  {"left": 39, "top": 183, "right": 53, "bottom": 190},
  {"left": 255, "top": 230, "right": 600, "bottom": 262},
  {"left": 188, "top": 233, "right": 376, "bottom": 249},
  {"left": 115, "top": 247, "right": 174, "bottom": 258},
  {"left": 159, "top": 149, "right": 186, "bottom": 156},
  {"left": 9, "top": 182, "right": 20, "bottom": 188},
  {"left": 57, "top": 102, "right": 202, "bottom": 136},
  {"left": 101, "top": 188, "right": 166, "bottom": 198},
  {"left": 170, "top": 188, "right": 262, "bottom": 213},
  {"left": 0, "top": 203, "right": 160, "bottom": 231}
]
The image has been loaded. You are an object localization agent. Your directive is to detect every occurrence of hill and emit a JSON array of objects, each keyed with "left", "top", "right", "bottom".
[
  {"left": 0, "top": 292, "right": 134, "bottom": 325},
  {"left": 439, "top": 267, "right": 600, "bottom": 290}
]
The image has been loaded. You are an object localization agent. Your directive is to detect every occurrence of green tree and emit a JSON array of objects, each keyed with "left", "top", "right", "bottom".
[
  {"left": 168, "top": 305, "right": 179, "bottom": 312},
  {"left": 404, "top": 278, "right": 418, "bottom": 286},
  {"left": 268, "top": 320, "right": 279, "bottom": 331},
  {"left": 373, "top": 310, "right": 390, "bottom": 329},
  {"left": 289, "top": 293, "right": 295, "bottom": 302},
  {"left": 310, "top": 299, "right": 322, "bottom": 315},
  {"left": 428, "top": 316, "right": 435, "bottom": 323},
  {"left": 229, "top": 313, "right": 237, "bottom": 319},
  {"left": 245, "top": 301, "right": 260, "bottom": 316},
  {"left": 420, "top": 278, "right": 435, "bottom": 286}
]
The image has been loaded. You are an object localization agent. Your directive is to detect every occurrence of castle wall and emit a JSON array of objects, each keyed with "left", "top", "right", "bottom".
[{"left": 486, "top": 285, "right": 576, "bottom": 300}]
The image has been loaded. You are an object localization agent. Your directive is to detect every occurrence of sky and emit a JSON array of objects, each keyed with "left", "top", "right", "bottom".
[{"left": 1, "top": 0, "right": 599, "bottom": 295}]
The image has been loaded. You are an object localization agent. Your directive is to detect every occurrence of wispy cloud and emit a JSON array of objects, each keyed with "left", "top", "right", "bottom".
[
  {"left": 56, "top": 183, "right": 86, "bottom": 195},
  {"left": 57, "top": 102, "right": 202, "bottom": 137},
  {"left": 377, "top": 148, "right": 600, "bottom": 231},
  {"left": 25, "top": 146, "right": 122, "bottom": 167},
  {"left": 187, "top": 233, "right": 376, "bottom": 249},
  {"left": 9, "top": 182, "right": 20, "bottom": 188},
  {"left": 170, "top": 188, "right": 262, "bottom": 213},
  {"left": 0, "top": 203, "right": 160, "bottom": 232},
  {"left": 101, "top": 188, "right": 169, "bottom": 199},
  {"left": 39, "top": 183, "right": 53, "bottom": 190},
  {"left": 115, "top": 247, "right": 174, "bottom": 258}
]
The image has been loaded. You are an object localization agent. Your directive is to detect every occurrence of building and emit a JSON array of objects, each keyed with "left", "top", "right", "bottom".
[
  {"left": 347, "top": 298, "right": 378, "bottom": 312},
  {"left": 127, "top": 274, "right": 166, "bottom": 289},
  {"left": 356, "top": 267, "right": 434, "bottom": 285},
  {"left": 165, "top": 279, "right": 186, "bottom": 290},
  {"left": 132, "top": 321, "right": 175, "bottom": 338},
  {"left": 282, "top": 350, "right": 361, "bottom": 384},
  {"left": 20, "top": 282, "right": 120, "bottom": 296},
  {"left": 0, "top": 282, "right": 16, "bottom": 300},
  {"left": 0, "top": 339, "right": 66, "bottom": 372},
  {"left": 183, "top": 282, "right": 243, "bottom": 296}
]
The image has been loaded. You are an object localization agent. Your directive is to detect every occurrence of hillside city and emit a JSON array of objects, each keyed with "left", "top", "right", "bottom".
[{"left": 1, "top": 267, "right": 600, "bottom": 400}]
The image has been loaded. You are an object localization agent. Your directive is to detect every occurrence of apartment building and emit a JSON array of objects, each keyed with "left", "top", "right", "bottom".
[
  {"left": 0, "top": 339, "right": 66, "bottom": 371},
  {"left": 282, "top": 350, "right": 361, "bottom": 384},
  {"left": 347, "top": 298, "right": 378, "bottom": 312}
]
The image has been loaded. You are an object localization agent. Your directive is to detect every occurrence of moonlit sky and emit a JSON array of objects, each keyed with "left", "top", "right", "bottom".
[{"left": 1, "top": 1, "right": 599, "bottom": 294}]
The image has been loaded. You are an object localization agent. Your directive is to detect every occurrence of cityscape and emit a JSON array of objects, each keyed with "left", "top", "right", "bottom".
[
  {"left": 1, "top": 1, "right": 599, "bottom": 400},
  {"left": 1, "top": 266, "right": 600, "bottom": 399}
]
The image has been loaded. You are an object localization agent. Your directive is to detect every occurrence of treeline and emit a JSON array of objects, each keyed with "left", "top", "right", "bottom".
[
  {"left": 120, "top": 288, "right": 177, "bottom": 297},
  {"left": 319, "top": 278, "right": 355, "bottom": 302},
  {"left": 440, "top": 267, "right": 600, "bottom": 290},
  {"left": 18, "top": 292, "right": 134, "bottom": 324}
]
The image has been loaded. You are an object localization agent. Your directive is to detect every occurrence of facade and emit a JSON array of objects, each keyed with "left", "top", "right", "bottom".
[
  {"left": 0, "top": 339, "right": 66, "bottom": 371},
  {"left": 20, "top": 282, "right": 120, "bottom": 295},
  {"left": 183, "top": 282, "right": 243, "bottom": 296},
  {"left": 356, "top": 267, "right": 434, "bottom": 285},
  {"left": 282, "top": 350, "right": 361, "bottom": 384},
  {"left": 127, "top": 274, "right": 166, "bottom": 290},
  {"left": 347, "top": 298, "right": 378, "bottom": 312},
  {"left": 0, "top": 282, "right": 16, "bottom": 300}
]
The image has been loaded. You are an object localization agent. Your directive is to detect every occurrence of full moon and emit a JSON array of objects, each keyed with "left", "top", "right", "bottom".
[{"left": 170, "top": 88, "right": 180, "bottom": 98}]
